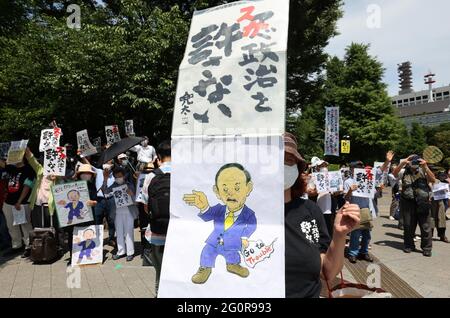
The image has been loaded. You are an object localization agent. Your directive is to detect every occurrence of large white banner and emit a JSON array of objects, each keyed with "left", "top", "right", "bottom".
[
  {"left": 172, "top": 0, "right": 290, "bottom": 137},
  {"left": 324, "top": 107, "right": 339, "bottom": 156},
  {"left": 159, "top": 136, "right": 284, "bottom": 298}
]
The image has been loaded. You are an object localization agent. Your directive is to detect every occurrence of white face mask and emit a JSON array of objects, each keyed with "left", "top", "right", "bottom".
[
  {"left": 102, "top": 164, "right": 112, "bottom": 170},
  {"left": 115, "top": 177, "right": 125, "bottom": 185},
  {"left": 320, "top": 167, "right": 328, "bottom": 173},
  {"left": 141, "top": 140, "right": 148, "bottom": 147},
  {"left": 284, "top": 164, "right": 299, "bottom": 190},
  {"left": 80, "top": 174, "right": 92, "bottom": 181}
]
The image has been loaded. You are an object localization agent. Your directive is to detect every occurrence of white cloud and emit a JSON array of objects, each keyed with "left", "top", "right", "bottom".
[{"left": 326, "top": 0, "right": 450, "bottom": 96}]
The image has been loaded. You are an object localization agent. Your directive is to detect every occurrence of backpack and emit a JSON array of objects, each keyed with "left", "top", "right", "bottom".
[{"left": 147, "top": 168, "right": 170, "bottom": 235}]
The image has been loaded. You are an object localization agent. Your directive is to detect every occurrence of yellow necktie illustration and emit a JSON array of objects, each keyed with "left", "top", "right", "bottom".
[{"left": 224, "top": 211, "right": 235, "bottom": 230}]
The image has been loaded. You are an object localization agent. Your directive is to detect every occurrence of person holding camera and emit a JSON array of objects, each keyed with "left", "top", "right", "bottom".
[{"left": 393, "top": 155, "right": 436, "bottom": 257}]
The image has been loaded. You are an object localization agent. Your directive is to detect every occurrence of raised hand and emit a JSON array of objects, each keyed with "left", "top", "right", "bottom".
[
  {"left": 183, "top": 190, "right": 209, "bottom": 211},
  {"left": 386, "top": 150, "right": 394, "bottom": 162},
  {"left": 334, "top": 203, "right": 360, "bottom": 236}
]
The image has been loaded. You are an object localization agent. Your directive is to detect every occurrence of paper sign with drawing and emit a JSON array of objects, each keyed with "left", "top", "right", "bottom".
[
  {"left": 71, "top": 225, "right": 103, "bottom": 266},
  {"left": 158, "top": 137, "right": 284, "bottom": 298}
]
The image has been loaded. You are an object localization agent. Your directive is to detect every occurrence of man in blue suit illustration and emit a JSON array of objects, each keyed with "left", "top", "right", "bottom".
[{"left": 183, "top": 163, "right": 257, "bottom": 284}]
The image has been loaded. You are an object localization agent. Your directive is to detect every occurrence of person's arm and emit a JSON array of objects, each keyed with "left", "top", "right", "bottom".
[
  {"left": 24, "top": 147, "right": 42, "bottom": 174},
  {"left": 129, "top": 145, "right": 140, "bottom": 153},
  {"left": 420, "top": 160, "right": 436, "bottom": 184},
  {"left": 393, "top": 155, "right": 414, "bottom": 178},
  {"left": 15, "top": 184, "right": 32, "bottom": 210},
  {"left": 321, "top": 203, "right": 360, "bottom": 281},
  {"left": 380, "top": 151, "right": 394, "bottom": 173}
]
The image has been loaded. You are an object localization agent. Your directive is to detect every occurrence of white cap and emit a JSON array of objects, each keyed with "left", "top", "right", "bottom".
[
  {"left": 118, "top": 153, "right": 127, "bottom": 159},
  {"left": 310, "top": 156, "right": 326, "bottom": 167}
]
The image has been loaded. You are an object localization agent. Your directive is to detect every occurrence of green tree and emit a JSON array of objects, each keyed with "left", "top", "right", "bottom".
[{"left": 294, "top": 43, "right": 405, "bottom": 164}]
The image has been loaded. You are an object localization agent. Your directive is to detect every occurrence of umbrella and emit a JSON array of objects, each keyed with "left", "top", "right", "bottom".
[{"left": 97, "top": 136, "right": 144, "bottom": 165}]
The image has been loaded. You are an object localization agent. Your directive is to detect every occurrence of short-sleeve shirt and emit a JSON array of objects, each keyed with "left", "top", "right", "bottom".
[
  {"left": 285, "top": 197, "right": 331, "bottom": 298},
  {"left": 5, "top": 164, "right": 35, "bottom": 205}
]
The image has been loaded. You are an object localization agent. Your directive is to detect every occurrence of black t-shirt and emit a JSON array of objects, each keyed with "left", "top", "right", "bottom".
[
  {"left": 5, "top": 164, "right": 35, "bottom": 205},
  {"left": 285, "top": 197, "right": 331, "bottom": 298}
]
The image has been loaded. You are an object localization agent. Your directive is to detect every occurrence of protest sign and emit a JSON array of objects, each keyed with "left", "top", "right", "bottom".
[
  {"left": 43, "top": 147, "right": 67, "bottom": 176},
  {"left": 353, "top": 168, "right": 376, "bottom": 199},
  {"left": 325, "top": 107, "right": 339, "bottom": 156},
  {"left": 328, "top": 171, "right": 343, "bottom": 192},
  {"left": 0, "top": 142, "right": 10, "bottom": 160},
  {"left": 39, "top": 128, "right": 62, "bottom": 152},
  {"left": 76, "top": 129, "right": 97, "bottom": 157},
  {"left": 71, "top": 225, "right": 103, "bottom": 267},
  {"left": 135, "top": 173, "right": 147, "bottom": 203},
  {"left": 341, "top": 139, "right": 350, "bottom": 154},
  {"left": 432, "top": 182, "right": 449, "bottom": 201},
  {"left": 92, "top": 137, "right": 102, "bottom": 152},
  {"left": 159, "top": 136, "right": 285, "bottom": 298},
  {"left": 373, "top": 161, "right": 388, "bottom": 187},
  {"left": 125, "top": 120, "right": 135, "bottom": 136},
  {"left": 172, "top": 0, "right": 290, "bottom": 136},
  {"left": 112, "top": 185, "right": 133, "bottom": 208},
  {"left": 313, "top": 172, "right": 329, "bottom": 193},
  {"left": 13, "top": 205, "right": 27, "bottom": 226},
  {"left": 52, "top": 181, "right": 94, "bottom": 228},
  {"left": 105, "top": 125, "right": 121, "bottom": 145},
  {"left": 6, "top": 140, "right": 28, "bottom": 165}
]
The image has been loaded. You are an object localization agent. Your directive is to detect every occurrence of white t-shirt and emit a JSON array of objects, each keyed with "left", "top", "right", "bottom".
[
  {"left": 130, "top": 145, "right": 156, "bottom": 163},
  {"left": 141, "top": 162, "right": 171, "bottom": 204}
]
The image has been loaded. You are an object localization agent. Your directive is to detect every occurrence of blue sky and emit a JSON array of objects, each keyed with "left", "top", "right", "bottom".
[{"left": 326, "top": 0, "right": 450, "bottom": 96}]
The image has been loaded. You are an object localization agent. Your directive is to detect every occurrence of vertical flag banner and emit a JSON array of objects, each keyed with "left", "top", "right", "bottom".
[
  {"left": 172, "top": 0, "right": 290, "bottom": 136},
  {"left": 324, "top": 107, "right": 339, "bottom": 156}
]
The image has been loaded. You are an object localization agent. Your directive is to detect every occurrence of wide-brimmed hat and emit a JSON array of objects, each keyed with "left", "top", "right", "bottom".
[
  {"left": 284, "top": 132, "right": 306, "bottom": 169},
  {"left": 76, "top": 164, "right": 97, "bottom": 175},
  {"left": 311, "top": 156, "right": 327, "bottom": 168},
  {"left": 117, "top": 153, "right": 127, "bottom": 159}
]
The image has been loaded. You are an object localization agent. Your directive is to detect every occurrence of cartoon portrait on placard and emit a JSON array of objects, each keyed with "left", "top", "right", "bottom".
[
  {"left": 52, "top": 181, "right": 94, "bottom": 228},
  {"left": 71, "top": 225, "right": 104, "bottom": 266}
]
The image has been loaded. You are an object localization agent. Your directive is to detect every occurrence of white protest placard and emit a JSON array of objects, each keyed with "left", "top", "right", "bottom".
[
  {"left": 125, "top": 120, "right": 135, "bottom": 136},
  {"left": 52, "top": 181, "right": 94, "bottom": 228},
  {"left": 328, "top": 171, "right": 343, "bottom": 192},
  {"left": 313, "top": 172, "right": 329, "bottom": 193},
  {"left": 373, "top": 161, "right": 388, "bottom": 187},
  {"left": 0, "top": 142, "right": 11, "bottom": 160},
  {"left": 39, "top": 128, "right": 62, "bottom": 152},
  {"left": 159, "top": 136, "right": 285, "bottom": 298},
  {"left": 433, "top": 182, "right": 449, "bottom": 201},
  {"left": 353, "top": 168, "right": 376, "bottom": 199},
  {"left": 92, "top": 137, "right": 102, "bottom": 152},
  {"left": 71, "top": 225, "right": 104, "bottom": 267},
  {"left": 43, "top": 147, "right": 66, "bottom": 176},
  {"left": 6, "top": 139, "right": 28, "bottom": 165},
  {"left": 172, "top": 0, "right": 290, "bottom": 137},
  {"left": 112, "top": 185, "right": 133, "bottom": 208},
  {"left": 135, "top": 173, "right": 147, "bottom": 203},
  {"left": 12, "top": 205, "right": 27, "bottom": 226},
  {"left": 105, "top": 125, "right": 121, "bottom": 145},
  {"left": 76, "top": 129, "right": 97, "bottom": 157},
  {"left": 324, "top": 107, "right": 339, "bottom": 156}
]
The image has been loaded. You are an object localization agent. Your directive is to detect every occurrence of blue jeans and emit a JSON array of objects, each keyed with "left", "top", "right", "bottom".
[
  {"left": 94, "top": 198, "right": 115, "bottom": 240},
  {"left": 348, "top": 229, "right": 371, "bottom": 257},
  {"left": 0, "top": 209, "right": 12, "bottom": 250}
]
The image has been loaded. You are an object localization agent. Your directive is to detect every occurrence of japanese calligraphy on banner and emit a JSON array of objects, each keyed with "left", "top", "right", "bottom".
[
  {"left": 313, "top": 172, "right": 329, "bottom": 193},
  {"left": 0, "top": 142, "right": 11, "bottom": 160},
  {"left": 125, "top": 120, "right": 135, "bottom": 136},
  {"left": 328, "top": 171, "right": 343, "bottom": 192},
  {"left": 105, "top": 125, "right": 121, "bottom": 145},
  {"left": 325, "top": 107, "right": 339, "bottom": 156},
  {"left": 44, "top": 147, "right": 67, "bottom": 176},
  {"left": 353, "top": 168, "right": 376, "bottom": 199},
  {"left": 112, "top": 185, "right": 133, "bottom": 208},
  {"left": 39, "top": 128, "right": 62, "bottom": 152},
  {"left": 92, "top": 137, "right": 102, "bottom": 152},
  {"left": 7, "top": 140, "right": 28, "bottom": 165},
  {"left": 76, "top": 130, "right": 97, "bottom": 157},
  {"left": 172, "top": 0, "right": 290, "bottom": 136}
]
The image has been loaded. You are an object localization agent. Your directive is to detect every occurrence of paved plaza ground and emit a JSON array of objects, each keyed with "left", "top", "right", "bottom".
[{"left": 0, "top": 187, "right": 449, "bottom": 298}]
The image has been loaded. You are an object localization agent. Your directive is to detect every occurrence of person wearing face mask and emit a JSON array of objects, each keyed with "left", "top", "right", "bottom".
[
  {"left": 306, "top": 157, "right": 340, "bottom": 238},
  {"left": 393, "top": 154, "right": 436, "bottom": 256},
  {"left": 284, "top": 133, "right": 361, "bottom": 298},
  {"left": 0, "top": 151, "right": 36, "bottom": 257},
  {"left": 102, "top": 167, "right": 138, "bottom": 261},
  {"left": 92, "top": 160, "right": 116, "bottom": 246},
  {"left": 116, "top": 153, "right": 134, "bottom": 184},
  {"left": 129, "top": 136, "right": 157, "bottom": 171}
]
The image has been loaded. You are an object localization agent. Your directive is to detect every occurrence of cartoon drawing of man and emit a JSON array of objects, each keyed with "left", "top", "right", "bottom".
[
  {"left": 73, "top": 228, "right": 96, "bottom": 264},
  {"left": 183, "top": 163, "right": 257, "bottom": 284},
  {"left": 58, "top": 189, "right": 85, "bottom": 225}
]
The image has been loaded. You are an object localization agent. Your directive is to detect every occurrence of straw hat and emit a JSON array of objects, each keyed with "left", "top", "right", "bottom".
[{"left": 76, "top": 164, "right": 97, "bottom": 175}]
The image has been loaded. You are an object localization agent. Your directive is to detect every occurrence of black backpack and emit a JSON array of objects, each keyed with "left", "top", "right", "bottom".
[{"left": 148, "top": 168, "right": 170, "bottom": 235}]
